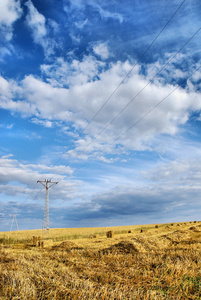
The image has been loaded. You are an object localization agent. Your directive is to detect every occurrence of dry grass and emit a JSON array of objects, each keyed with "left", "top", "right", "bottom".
[{"left": 1, "top": 221, "right": 201, "bottom": 299}]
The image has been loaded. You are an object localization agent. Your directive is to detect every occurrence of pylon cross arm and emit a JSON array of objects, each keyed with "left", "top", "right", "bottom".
[
  {"left": 37, "top": 180, "right": 46, "bottom": 187},
  {"left": 49, "top": 182, "right": 58, "bottom": 188}
]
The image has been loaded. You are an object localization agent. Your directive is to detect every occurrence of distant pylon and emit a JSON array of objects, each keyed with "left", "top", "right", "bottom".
[
  {"left": 37, "top": 179, "right": 58, "bottom": 234},
  {"left": 10, "top": 214, "right": 19, "bottom": 231}
]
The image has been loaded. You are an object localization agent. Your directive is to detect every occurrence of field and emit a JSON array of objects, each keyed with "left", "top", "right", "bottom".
[{"left": 1, "top": 222, "right": 201, "bottom": 299}]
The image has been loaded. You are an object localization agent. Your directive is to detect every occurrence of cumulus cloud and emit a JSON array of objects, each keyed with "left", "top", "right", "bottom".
[
  {"left": 41, "top": 55, "right": 105, "bottom": 87},
  {"left": 0, "top": 155, "right": 77, "bottom": 200},
  {"left": 0, "top": 58, "right": 201, "bottom": 162},
  {"left": 1, "top": 0, "right": 201, "bottom": 231},
  {"left": 93, "top": 42, "right": 110, "bottom": 60},
  {"left": 0, "top": 76, "right": 12, "bottom": 97},
  {"left": 143, "top": 158, "right": 201, "bottom": 188},
  {"left": 25, "top": 0, "right": 58, "bottom": 57},
  {"left": 31, "top": 118, "right": 54, "bottom": 128},
  {"left": 0, "top": 0, "right": 22, "bottom": 41},
  {"left": 2, "top": 150, "right": 201, "bottom": 229},
  {"left": 25, "top": 0, "right": 46, "bottom": 37}
]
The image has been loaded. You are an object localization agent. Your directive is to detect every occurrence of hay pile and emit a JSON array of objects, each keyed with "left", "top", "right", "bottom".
[
  {"left": 59, "top": 241, "right": 77, "bottom": 248},
  {"left": 161, "top": 230, "right": 190, "bottom": 244},
  {"left": 189, "top": 226, "right": 200, "bottom": 232},
  {"left": 32, "top": 236, "right": 54, "bottom": 248},
  {"left": 100, "top": 241, "right": 139, "bottom": 254},
  {"left": 52, "top": 241, "right": 78, "bottom": 251},
  {"left": 140, "top": 229, "right": 147, "bottom": 233},
  {"left": 42, "top": 239, "right": 54, "bottom": 248},
  {"left": 89, "top": 235, "right": 97, "bottom": 238},
  {"left": 106, "top": 231, "right": 114, "bottom": 238},
  {"left": 131, "top": 236, "right": 160, "bottom": 252}
]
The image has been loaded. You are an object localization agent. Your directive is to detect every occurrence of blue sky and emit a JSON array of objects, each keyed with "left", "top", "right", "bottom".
[{"left": 1, "top": 0, "right": 201, "bottom": 231}]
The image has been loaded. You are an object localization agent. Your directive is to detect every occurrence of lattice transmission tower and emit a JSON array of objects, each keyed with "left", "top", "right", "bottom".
[
  {"left": 10, "top": 214, "right": 19, "bottom": 231},
  {"left": 37, "top": 179, "right": 58, "bottom": 233}
]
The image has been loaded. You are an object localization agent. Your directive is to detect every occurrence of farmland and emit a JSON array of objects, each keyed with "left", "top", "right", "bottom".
[{"left": 1, "top": 222, "right": 201, "bottom": 299}]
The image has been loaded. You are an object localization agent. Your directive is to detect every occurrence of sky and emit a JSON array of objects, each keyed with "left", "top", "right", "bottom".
[{"left": 0, "top": 0, "right": 201, "bottom": 231}]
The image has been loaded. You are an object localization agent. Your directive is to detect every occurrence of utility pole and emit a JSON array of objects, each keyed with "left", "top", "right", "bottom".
[
  {"left": 10, "top": 214, "right": 19, "bottom": 231},
  {"left": 37, "top": 179, "right": 58, "bottom": 234}
]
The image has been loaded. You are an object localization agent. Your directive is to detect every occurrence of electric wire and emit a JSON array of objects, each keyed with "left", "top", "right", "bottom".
[
  {"left": 62, "top": 26, "right": 201, "bottom": 168},
  {"left": 79, "top": 0, "right": 186, "bottom": 135},
  {"left": 47, "top": 0, "right": 186, "bottom": 169},
  {"left": 30, "top": 0, "right": 187, "bottom": 203},
  {"left": 1, "top": 0, "right": 189, "bottom": 230},
  {"left": 67, "top": 64, "right": 201, "bottom": 178}
]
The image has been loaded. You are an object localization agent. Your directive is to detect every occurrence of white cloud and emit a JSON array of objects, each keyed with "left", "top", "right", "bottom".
[
  {"left": 143, "top": 156, "right": 201, "bottom": 188},
  {"left": 0, "top": 155, "right": 77, "bottom": 200},
  {"left": 69, "top": 31, "right": 81, "bottom": 44},
  {"left": 63, "top": 0, "right": 123, "bottom": 47},
  {"left": 98, "top": 156, "right": 118, "bottom": 163},
  {"left": 93, "top": 42, "right": 110, "bottom": 60},
  {"left": 25, "top": 0, "right": 58, "bottom": 57},
  {"left": 21, "top": 75, "right": 71, "bottom": 118},
  {"left": 48, "top": 19, "right": 60, "bottom": 34},
  {"left": 0, "top": 123, "right": 13, "bottom": 129},
  {"left": 31, "top": 118, "right": 54, "bottom": 128},
  {"left": 1, "top": 58, "right": 201, "bottom": 162},
  {"left": 0, "top": 0, "right": 22, "bottom": 41},
  {"left": 91, "top": 3, "right": 123, "bottom": 23},
  {"left": 0, "top": 76, "right": 33, "bottom": 115},
  {"left": 75, "top": 18, "right": 88, "bottom": 29},
  {"left": 41, "top": 55, "right": 105, "bottom": 87},
  {"left": 0, "top": 76, "right": 11, "bottom": 97},
  {"left": 0, "top": 45, "right": 14, "bottom": 61},
  {"left": 25, "top": 0, "right": 46, "bottom": 38},
  {"left": 67, "top": 0, "right": 123, "bottom": 23}
]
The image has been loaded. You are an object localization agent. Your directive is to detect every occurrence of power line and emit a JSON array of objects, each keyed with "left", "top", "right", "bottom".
[
  {"left": 30, "top": 0, "right": 187, "bottom": 201},
  {"left": 67, "top": 64, "right": 201, "bottom": 178},
  {"left": 48, "top": 0, "right": 186, "bottom": 169},
  {"left": 58, "top": 26, "right": 201, "bottom": 169},
  {"left": 79, "top": 0, "right": 186, "bottom": 134}
]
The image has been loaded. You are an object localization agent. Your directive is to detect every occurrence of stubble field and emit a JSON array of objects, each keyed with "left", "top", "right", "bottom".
[{"left": 1, "top": 222, "right": 201, "bottom": 299}]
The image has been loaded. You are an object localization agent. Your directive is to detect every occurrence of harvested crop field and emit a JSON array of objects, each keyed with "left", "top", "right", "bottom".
[{"left": 1, "top": 222, "right": 201, "bottom": 299}]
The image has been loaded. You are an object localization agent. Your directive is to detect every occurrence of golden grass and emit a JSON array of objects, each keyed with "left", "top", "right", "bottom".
[{"left": 1, "top": 221, "right": 201, "bottom": 299}]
